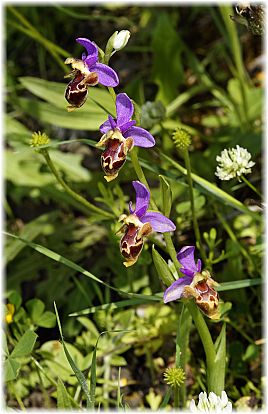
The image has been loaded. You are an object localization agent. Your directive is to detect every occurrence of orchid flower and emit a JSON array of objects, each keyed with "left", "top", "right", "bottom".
[
  {"left": 96, "top": 93, "right": 155, "bottom": 181},
  {"left": 119, "top": 181, "right": 176, "bottom": 267},
  {"left": 164, "top": 246, "right": 220, "bottom": 319},
  {"left": 64, "top": 37, "right": 119, "bottom": 111}
]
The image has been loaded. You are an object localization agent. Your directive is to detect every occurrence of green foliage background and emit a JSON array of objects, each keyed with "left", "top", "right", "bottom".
[{"left": 5, "top": 4, "right": 263, "bottom": 410}]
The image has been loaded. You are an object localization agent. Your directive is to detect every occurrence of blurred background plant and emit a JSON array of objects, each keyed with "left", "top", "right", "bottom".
[{"left": 4, "top": 3, "right": 263, "bottom": 410}]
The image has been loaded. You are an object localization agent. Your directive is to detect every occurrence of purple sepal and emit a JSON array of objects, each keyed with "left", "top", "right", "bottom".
[
  {"left": 99, "top": 119, "right": 111, "bottom": 134},
  {"left": 84, "top": 55, "right": 98, "bottom": 68},
  {"left": 91, "top": 63, "right": 119, "bottom": 87},
  {"left": 177, "top": 246, "right": 201, "bottom": 277},
  {"left": 108, "top": 115, "right": 117, "bottom": 129},
  {"left": 116, "top": 93, "right": 134, "bottom": 126},
  {"left": 76, "top": 38, "right": 98, "bottom": 62},
  {"left": 124, "top": 126, "right": 155, "bottom": 147},
  {"left": 129, "top": 201, "right": 134, "bottom": 214},
  {"left": 132, "top": 181, "right": 150, "bottom": 218},
  {"left": 163, "top": 276, "right": 193, "bottom": 303},
  {"left": 121, "top": 120, "right": 136, "bottom": 133},
  {"left": 140, "top": 212, "right": 176, "bottom": 233}
]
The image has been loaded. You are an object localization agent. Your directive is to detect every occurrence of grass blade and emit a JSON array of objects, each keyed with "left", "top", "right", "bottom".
[
  {"left": 54, "top": 302, "right": 92, "bottom": 408},
  {"left": 161, "top": 153, "right": 261, "bottom": 220},
  {"left": 4, "top": 232, "right": 160, "bottom": 303}
]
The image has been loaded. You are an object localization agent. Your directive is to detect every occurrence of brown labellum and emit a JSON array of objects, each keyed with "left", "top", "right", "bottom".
[
  {"left": 64, "top": 58, "right": 98, "bottom": 111},
  {"left": 96, "top": 129, "right": 134, "bottom": 182},
  {"left": 184, "top": 271, "right": 220, "bottom": 319},
  {"left": 119, "top": 215, "right": 152, "bottom": 267}
]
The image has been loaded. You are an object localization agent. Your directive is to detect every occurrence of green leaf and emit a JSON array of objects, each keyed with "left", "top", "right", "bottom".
[
  {"left": 26, "top": 298, "right": 45, "bottom": 323},
  {"left": 11, "top": 329, "right": 38, "bottom": 358},
  {"left": 159, "top": 175, "right": 172, "bottom": 216},
  {"left": 54, "top": 302, "right": 92, "bottom": 408},
  {"left": 110, "top": 355, "right": 127, "bottom": 367},
  {"left": 17, "top": 97, "right": 109, "bottom": 131},
  {"left": 217, "top": 278, "right": 262, "bottom": 292},
  {"left": 159, "top": 388, "right": 172, "bottom": 409},
  {"left": 4, "top": 357, "right": 21, "bottom": 382},
  {"left": 19, "top": 77, "right": 115, "bottom": 113},
  {"left": 242, "top": 344, "right": 260, "bottom": 362},
  {"left": 5, "top": 114, "right": 30, "bottom": 147},
  {"left": 18, "top": 77, "right": 115, "bottom": 130},
  {"left": 211, "top": 323, "right": 226, "bottom": 395},
  {"left": 152, "top": 245, "right": 175, "bottom": 287},
  {"left": 5, "top": 212, "right": 57, "bottom": 264},
  {"left": 57, "top": 378, "right": 72, "bottom": 409},
  {"left": 69, "top": 296, "right": 162, "bottom": 317},
  {"left": 49, "top": 150, "right": 91, "bottom": 182},
  {"left": 6, "top": 290, "right": 22, "bottom": 311},
  {"left": 151, "top": 12, "right": 183, "bottom": 104},
  {"left": 38, "top": 311, "right": 57, "bottom": 328}
]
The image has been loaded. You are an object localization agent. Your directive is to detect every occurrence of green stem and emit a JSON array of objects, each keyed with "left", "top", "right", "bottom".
[
  {"left": 107, "top": 87, "right": 116, "bottom": 102},
  {"left": 129, "top": 147, "right": 158, "bottom": 210},
  {"left": 178, "top": 305, "right": 192, "bottom": 408},
  {"left": 36, "top": 365, "right": 51, "bottom": 408},
  {"left": 174, "top": 385, "right": 180, "bottom": 408},
  {"left": 9, "top": 382, "right": 26, "bottom": 411},
  {"left": 183, "top": 150, "right": 206, "bottom": 262},
  {"left": 42, "top": 150, "right": 114, "bottom": 219},
  {"left": 186, "top": 301, "right": 216, "bottom": 393},
  {"left": 31, "top": 357, "right": 57, "bottom": 387},
  {"left": 219, "top": 5, "right": 249, "bottom": 128},
  {"left": 164, "top": 233, "right": 181, "bottom": 275},
  {"left": 241, "top": 175, "right": 263, "bottom": 199},
  {"left": 173, "top": 309, "right": 181, "bottom": 408},
  {"left": 103, "top": 355, "right": 111, "bottom": 409}
]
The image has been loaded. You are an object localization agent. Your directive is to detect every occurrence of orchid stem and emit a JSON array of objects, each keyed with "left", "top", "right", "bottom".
[
  {"left": 130, "top": 147, "right": 158, "bottom": 210},
  {"left": 183, "top": 149, "right": 206, "bottom": 263},
  {"left": 41, "top": 149, "right": 114, "bottom": 219},
  {"left": 107, "top": 86, "right": 116, "bottom": 102},
  {"left": 164, "top": 233, "right": 181, "bottom": 274},
  {"left": 130, "top": 148, "right": 180, "bottom": 272},
  {"left": 186, "top": 300, "right": 216, "bottom": 393},
  {"left": 241, "top": 175, "right": 263, "bottom": 199},
  {"left": 178, "top": 304, "right": 192, "bottom": 407}
]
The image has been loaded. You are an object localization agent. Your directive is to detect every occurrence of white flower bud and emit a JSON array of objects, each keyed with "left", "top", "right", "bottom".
[{"left": 112, "top": 30, "right": 130, "bottom": 51}]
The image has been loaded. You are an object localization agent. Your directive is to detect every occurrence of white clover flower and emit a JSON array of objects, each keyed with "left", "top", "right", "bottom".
[
  {"left": 112, "top": 30, "right": 131, "bottom": 51},
  {"left": 215, "top": 145, "right": 255, "bottom": 181},
  {"left": 190, "top": 391, "right": 232, "bottom": 413}
]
